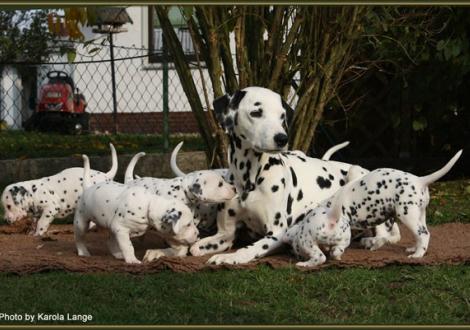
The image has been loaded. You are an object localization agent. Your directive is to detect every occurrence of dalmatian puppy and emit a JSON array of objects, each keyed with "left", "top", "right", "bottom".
[
  {"left": 123, "top": 152, "right": 236, "bottom": 230},
  {"left": 74, "top": 155, "right": 199, "bottom": 264},
  {"left": 189, "top": 86, "right": 399, "bottom": 265},
  {"left": 2, "top": 144, "right": 117, "bottom": 236},
  {"left": 284, "top": 150, "right": 462, "bottom": 266},
  {"left": 123, "top": 152, "right": 237, "bottom": 262}
]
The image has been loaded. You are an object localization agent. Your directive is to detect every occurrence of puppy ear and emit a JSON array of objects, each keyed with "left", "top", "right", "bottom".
[
  {"left": 213, "top": 94, "right": 230, "bottom": 128},
  {"left": 161, "top": 208, "right": 183, "bottom": 234},
  {"left": 188, "top": 182, "right": 203, "bottom": 200}
]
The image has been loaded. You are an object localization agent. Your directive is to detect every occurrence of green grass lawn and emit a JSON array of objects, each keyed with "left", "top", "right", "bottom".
[
  {"left": 0, "top": 130, "right": 205, "bottom": 159},
  {"left": 0, "top": 150, "right": 468, "bottom": 325},
  {"left": 0, "top": 265, "right": 469, "bottom": 325}
]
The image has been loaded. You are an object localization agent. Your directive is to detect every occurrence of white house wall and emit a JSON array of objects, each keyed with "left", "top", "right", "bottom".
[{"left": 68, "top": 6, "right": 214, "bottom": 115}]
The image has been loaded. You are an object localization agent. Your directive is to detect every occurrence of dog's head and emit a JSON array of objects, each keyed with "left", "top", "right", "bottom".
[
  {"left": 184, "top": 170, "right": 237, "bottom": 203},
  {"left": 2, "top": 184, "right": 31, "bottom": 224},
  {"left": 149, "top": 200, "right": 199, "bottom": 245},
  {"left": 213, "top": 86, "right": 293, "bottom": 153}
]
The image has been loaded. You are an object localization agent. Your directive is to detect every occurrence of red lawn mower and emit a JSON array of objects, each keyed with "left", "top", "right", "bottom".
[{"left": 24, "top": 71, "right": 90, "bottom": 134}]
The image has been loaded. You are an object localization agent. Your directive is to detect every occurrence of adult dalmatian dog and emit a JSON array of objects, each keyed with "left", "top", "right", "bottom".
[
  {"left": 189, "top": 86, "right": 399, "bottom": 265},
  {"left": 2, "top": 144, "right": 117, "bottom": 236},
  {"left": 166, "top": 140, "right": 350, "bottom": 237}
]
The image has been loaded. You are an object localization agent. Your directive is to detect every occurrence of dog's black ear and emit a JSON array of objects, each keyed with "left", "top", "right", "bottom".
[
  {"left": 188, "top": 182, "right": 203, "bottom": 199},
  {"left": 161, "top": 208, "right": 183, "bottom": 233},
  {"left": 213, "top": 94, "right": 231, "bottom": 129},
  {"left": 229, "top": 90, "right": 247, "bottom": 110},
  {"left": 282, "top": 99, "right": 295, "bottom": 130},
  {"left": 213, "top": 94, "right": 230, "bottom": 116}
]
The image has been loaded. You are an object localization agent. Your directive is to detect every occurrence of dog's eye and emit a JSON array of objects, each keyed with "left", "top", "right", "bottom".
[
  {"left": 281, "top": 113, "right": 285, "bottom": 120},
  {"left": 7, "top": 205, "right": 11, "bottom": 210},
  {"left": 250, "top": 109, "right": 263, "bottom": 118}
]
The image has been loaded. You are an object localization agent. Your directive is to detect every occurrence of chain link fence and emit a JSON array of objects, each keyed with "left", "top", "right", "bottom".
[{"left": 0, "top": 42, "right": 213, "bottom": 134}]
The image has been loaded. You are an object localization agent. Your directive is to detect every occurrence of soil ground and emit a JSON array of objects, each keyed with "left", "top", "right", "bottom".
[{"left": 0, "top": 222, "right": 469, "bottom": 274}]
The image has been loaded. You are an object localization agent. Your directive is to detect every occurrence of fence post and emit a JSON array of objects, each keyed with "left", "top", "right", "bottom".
[
  {"left": 162, "top": 36, "right": 169, "bottom": 152},
  {"left": 109, "top": 33, "right": 118, "bottom": 134}
]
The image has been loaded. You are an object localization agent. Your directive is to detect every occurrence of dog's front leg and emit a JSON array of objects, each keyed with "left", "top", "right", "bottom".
[
  {"left": 113, "top": 229, "right": 141, "bottom": 264},
  {"left": 33, "top": 208, "right": 56, "bottom": 236},
  {"left": 74, "top": 211, "right": 91, "bottom": 257},
  {"left": 207, "top": 231, "right": 284, "bottom": 265},
  {"left": 207, "top": 189, "right": 289, "bottom": 265},
  {"left": 190, "top": 199, "right": 239, "bottom": 256}
]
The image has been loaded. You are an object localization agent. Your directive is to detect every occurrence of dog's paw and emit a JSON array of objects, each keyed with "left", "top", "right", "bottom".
[
  {"left": 189, "top": 243, "right": 205, "bottom": 257},
  {"left": 112, "top": 252, "right": 124, "bottom": 260},
  {"left": 77, "top": 250, "right": 91, "bottom": 257},
  {"left": 330, "top": 254, "right": 342, "bottom": 261},
  {"left": 207, "top": 252, "right": 251, "bottom": 265},
  {"left": 407, "top": 252, "right": 425, "bottom": 259},
  {"left": 360, "top": 237, "right": 386, "bottom": 251},
  {"left": 143, "top": 249, "right": 166, "bottom": 263},
  {"left": 33, "top": 230, "right": 46, "bottom": 237},
  {"left": 125, "top": 258, "right": 142, "bottom": 265},
  {"left": 296, "top": 260, "right": 323, "bottom": 268},
  {"left": 406, "top": 246, "right": 416, "bottom": 253}
]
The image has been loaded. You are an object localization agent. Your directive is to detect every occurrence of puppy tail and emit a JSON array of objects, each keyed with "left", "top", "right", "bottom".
[
  {"left": 82, "top": 155, "right": 92, "bottom": 190},
  {"left": 105, "top": 143, "right": 118, "bottom": 180},
  {"left": 124, "top": 152, "right": 146, "bottom": 184},
  {"left": 170, "top": 141, "right": 186, "bottom": 177},
  {"left": 322, "top": 141, "right": 350, "bottom": 161},
  {"left": 419, "top": 150, "right": 463, "bottom": 186}
]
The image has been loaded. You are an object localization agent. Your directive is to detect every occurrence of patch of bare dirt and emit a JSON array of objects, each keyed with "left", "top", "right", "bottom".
[{"left": 0, "top": 223, "right": 469, "bottom": 274}]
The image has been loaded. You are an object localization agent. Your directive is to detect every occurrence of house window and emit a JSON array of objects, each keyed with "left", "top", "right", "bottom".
[{"left": 148, "top": 6, "right": 198, "bottom": 63}]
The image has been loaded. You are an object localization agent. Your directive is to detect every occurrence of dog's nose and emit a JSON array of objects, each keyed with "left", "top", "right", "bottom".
[{"left": 274, "top": 133, "right": 288, "bottom": 148}]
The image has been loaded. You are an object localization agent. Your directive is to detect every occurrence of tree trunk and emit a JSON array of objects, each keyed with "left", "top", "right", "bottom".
[{"left": 155, "top": 6, "right": 227, "bottom": 168}]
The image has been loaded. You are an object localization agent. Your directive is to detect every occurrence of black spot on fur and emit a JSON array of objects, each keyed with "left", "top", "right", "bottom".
[
  {"left": 316, "top": 176, "right": 332, "bottom": 189},
  {"left": 286, "top": 216, "right": 292, "bottom": 226},
  {"left": 297, "top": 190, "right": 303, "bottom": 201},
  {"left": 190, "top": 183, "right": 202, "bottom": 196},
  {"left": 234, "top": 135, "right": 242, "bottom": 149},
  {"left": 287, "top": 194, "right": 293, "bottom": 215},
  {"left": 289, "top": 167, "right": 297, "bottom": 187},
  {"left": 295, "top": 213, "right": 305, "bottom": 224}
]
